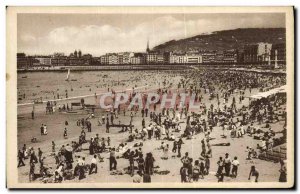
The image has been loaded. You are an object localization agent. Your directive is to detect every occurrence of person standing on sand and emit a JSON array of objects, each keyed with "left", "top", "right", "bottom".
[
  {"left": 231, "top": 156, "right": 239, "bottom": 178},
  {"left": 142, "top": 118, "right": 145, "bottom": 128},
  {"left": 52, "top": 141, "right": 56, "bottom": 153},
  {"left": 205, "top": 155, "right": 210, "bottom": 175},
  {"left": 137, "top": 153, "right": 145, "bottom": 174},
  {"left": 177, "top": 138, "right": 183, "bottom": 157},
  {"left": 181, "top": 152, "right": 190, "bottom": 168},
  {"left": 89, "top": 155, "right": 98, "bottom": 175},
  {"left": 128, "top": 151, "right": 135, "bottom": 176},
  {"left": 130, "top": 112, "right": 134, "bottom": 122},
  {"left": 216, "top": 157, "right": 224, "bottom": 177},
  {"left": 107, "top": 137, "right": 111, "bottom": 146},
  {"left": 109, "top": 148, "right": 117, "bottom": 171},
  {"left": 30, "top": 149, "right": 38, "bottom": 164},
  {"left": 29, "top": 161, "right": 35, "bottom": 182},
  {"left": 192, "top": 160, "right": 201, "bottom": 181},
  {"left": 141, "top": 108, "right": 145, "bottom": 117},
  {"left": 102, "top": 114, "right": 105, "bottom": 124},
  {"left": 106, "top": 115, "right": 109, "bottom": 125},
  {"left": 279, "top": 160, "right": 287, "bottom": 182},
  {"left": 78, "top": 157, "right": 86, "bottom": 180},
  {"left": 172, "top": 140, "right": 177, "bottom": 153},
  {"left": 38, "top": 148, "right": 43, "bottom": 163},
  {"left": 145, "top": 108, "right": 148, "bottom": 117},
  {"left": 40, "top": 124, "right": 44, "bottom": 135},
  {"left": 106, "top": 122, "right": 109, "bottom": 133},
  {"left": 224, "top": 153, "right": 231, "bottom": 176},
  {"left": 145, "top": 152, "right": 155, "bottom": 175},
  {"left": 162, "top": 144, "right": 169, "bottom": 160},
  {"left": 110, "top": 113, "right": 114, "bottom": 125},
  {"left": 43, "top": 125, "right": 48, "bottom": 135},
  {"left": 63, "top": 127, "right": 68, "bottom": 139}
]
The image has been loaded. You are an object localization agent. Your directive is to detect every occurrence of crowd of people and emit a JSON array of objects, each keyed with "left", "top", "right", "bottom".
[{"left": 17, "top": 69, "right": 287, "bottom": 184}]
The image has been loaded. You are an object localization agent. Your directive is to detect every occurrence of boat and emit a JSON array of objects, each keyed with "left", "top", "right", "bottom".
[
  {"left": 71, "top": 79, "right": 77, "bottom": 81},
  {"left": 65, "top": 69, "right": 70, "bottom": 81},
  {"left": 33, "top": 100, "right": 43, "bottom": 104},
  {"left": 22, "top": 76, "right": 28, "bottom": 78}
]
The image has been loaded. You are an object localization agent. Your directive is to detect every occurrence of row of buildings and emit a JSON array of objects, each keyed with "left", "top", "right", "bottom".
[{"left": 17, "top": 41, "right": 286, "bottom": 68}]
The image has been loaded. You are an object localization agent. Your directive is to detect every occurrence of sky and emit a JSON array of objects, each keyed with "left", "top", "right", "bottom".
[{"left": 17, "top": 13, "right": 285, "bottom": 56}]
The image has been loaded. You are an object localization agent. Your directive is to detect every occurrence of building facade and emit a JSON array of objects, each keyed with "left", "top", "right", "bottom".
[
  {"left": 51, "top": 56, "right": 67, "bottom": 66},
  {"left": 270, "top": 43, "right": 286, "bottom": 67},
  {"left": 223, "top": 49, "right": 238, "bottom": 63},
  {"left": 34, "top": 56, "right": 52, "bottom": 66},
  {"left": 244, "top": 42, "right": 272, "bottom": 63},
  {"left": 100, "top": 55, "right": 109, "bottom": 65},
  {"left": 146, "top": 51, "right": 158, "bottom": 64},
  {"left": 201, "top": 51, "right": 216, "bottom": 63},
  {"left": 186, "top": 53, "right": 203, "bottom": 64},
  {"left": 17, "top": 53, "right": 35, "bottom": 69},
  {"left": 169, "top": 53, "right": 187, "bottom": 64},
  {"left": 130, "top": 53, "right": 145, "bottom": 64}
]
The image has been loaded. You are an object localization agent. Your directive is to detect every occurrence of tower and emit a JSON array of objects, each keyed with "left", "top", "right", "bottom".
[
  {"left": 146, "top": 39, "right": 150, "bottom": 53},
  {"left": 274, "top": 49, "right": 278, "bottom": 68}
]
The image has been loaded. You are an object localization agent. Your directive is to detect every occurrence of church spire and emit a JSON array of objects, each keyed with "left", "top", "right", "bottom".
[{"left": 146, "top": 38, "right": 150, "bottom": 52}]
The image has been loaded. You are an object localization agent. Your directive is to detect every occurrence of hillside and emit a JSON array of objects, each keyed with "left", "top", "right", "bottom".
[{"left": 153, "top": 28, "right": 286, "bottom": 53}]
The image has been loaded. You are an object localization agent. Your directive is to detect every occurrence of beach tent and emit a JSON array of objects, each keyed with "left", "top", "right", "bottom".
[
  {"left": 276, "top": 85, "right": 287, "bottom": 94},
  {"left": 249, "top": 85, "right": 286, "bottom": 100}
]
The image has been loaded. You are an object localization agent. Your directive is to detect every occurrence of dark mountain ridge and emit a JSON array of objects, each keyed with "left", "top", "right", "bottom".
[{"left": 153, "top": 28, "right": 286, "bottom": 53}]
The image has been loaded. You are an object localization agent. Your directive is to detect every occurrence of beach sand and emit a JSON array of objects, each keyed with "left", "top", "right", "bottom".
[{"left": 17, "top": 70, "right": 285, "bottom": 183}]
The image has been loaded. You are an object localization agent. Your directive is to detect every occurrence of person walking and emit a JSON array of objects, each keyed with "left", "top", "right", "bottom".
[{"left": 17, "top": 150, "right": 25, "bottom": 167}]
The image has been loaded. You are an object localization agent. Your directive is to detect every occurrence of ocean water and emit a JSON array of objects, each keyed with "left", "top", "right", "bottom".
[{"left": 17, "top": 70, "right": 184, "bottom": 114}]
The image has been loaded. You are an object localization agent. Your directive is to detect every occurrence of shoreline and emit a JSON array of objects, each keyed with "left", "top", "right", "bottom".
[{"left": 17, "top": 65, "right": 286, "bottom": 75}]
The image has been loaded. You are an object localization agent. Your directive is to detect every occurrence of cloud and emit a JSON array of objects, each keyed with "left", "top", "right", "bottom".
[
  {"left": 21, "top": 34, "right": 36, "bottom": 42},
  {"left": 18, "top": 15, "right": 285, "bottom": 56}
]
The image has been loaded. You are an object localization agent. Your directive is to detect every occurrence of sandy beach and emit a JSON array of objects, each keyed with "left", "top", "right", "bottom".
[{"left": 17, "top": 69, "right": 285, "bottom": 183}]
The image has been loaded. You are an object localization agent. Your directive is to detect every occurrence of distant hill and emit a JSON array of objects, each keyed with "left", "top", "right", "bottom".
[{"left": 152, "top": 28, "right": 286, "bottom": 53}]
